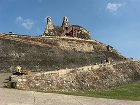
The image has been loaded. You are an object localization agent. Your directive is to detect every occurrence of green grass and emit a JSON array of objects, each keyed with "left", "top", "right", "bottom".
[{"left": 59, "top": 81, "right": 140, "bottom": 101}]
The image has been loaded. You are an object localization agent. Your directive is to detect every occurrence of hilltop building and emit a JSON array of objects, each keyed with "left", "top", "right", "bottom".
[{"left": 43, "top": 17, "right": 91, "bottom": 40}]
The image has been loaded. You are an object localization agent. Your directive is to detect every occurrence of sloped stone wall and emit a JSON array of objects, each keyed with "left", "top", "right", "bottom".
[
  {"left": 12, "top": 60, "right": 140, "bottom": 92},
  {"left": 0, "top": 34, "right": 125, "bottom": 72}
]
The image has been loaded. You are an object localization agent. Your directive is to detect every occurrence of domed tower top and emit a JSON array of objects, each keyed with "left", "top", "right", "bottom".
[{"left": 62, "top": 16, "right": 70, "bottom": 28}]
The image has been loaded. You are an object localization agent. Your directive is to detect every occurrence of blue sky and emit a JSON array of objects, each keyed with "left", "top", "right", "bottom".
[{"left": 0, "top": 0, "right": 140, "bottom": 59}]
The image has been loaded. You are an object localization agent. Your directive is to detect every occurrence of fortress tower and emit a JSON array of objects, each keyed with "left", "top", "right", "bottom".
[
  {"left": 62, "top": 16, "right": 70, "bottom": 30},
  {"left": 44, "top": 17, "right": 54, "bottom": 35}
]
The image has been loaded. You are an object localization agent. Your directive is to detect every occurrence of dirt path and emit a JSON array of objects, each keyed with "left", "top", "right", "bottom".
[
  {"left": 0, "top": 88, "right": 140, "bottom": 105},
  {"left": 0, "top": 73, "right": 12, "bottom": 87}
]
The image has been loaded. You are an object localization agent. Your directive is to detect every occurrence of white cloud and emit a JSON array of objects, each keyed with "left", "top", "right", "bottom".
[
  {"left": 16, "top": 16, "right": 23, "bottom": 22},
  {"left": 106, "top": 3, "right": 124, "bottom": 13},
  {"left": 21, "top": 19, "right": 34, "bottom": 30},
  {"left": 16, "top": 16, "right": 34, "bottom": 30}
]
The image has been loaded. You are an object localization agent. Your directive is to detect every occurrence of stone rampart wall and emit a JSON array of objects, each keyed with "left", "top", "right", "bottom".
[
  {"left": 0, "top": 34, "right": 124, "bottom": 72},
  {"left": 11, "top": 61, "right": 140, "bottom": 92}
]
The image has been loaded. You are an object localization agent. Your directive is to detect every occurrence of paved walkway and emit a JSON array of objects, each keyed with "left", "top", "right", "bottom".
[{"left": 0, "top": 88, "right": 140, "bottom": 105}]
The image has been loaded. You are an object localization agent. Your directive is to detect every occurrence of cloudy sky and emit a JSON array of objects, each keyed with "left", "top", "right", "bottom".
[{"left": 0, "top": 0, "right": 140, "bottom": 59}]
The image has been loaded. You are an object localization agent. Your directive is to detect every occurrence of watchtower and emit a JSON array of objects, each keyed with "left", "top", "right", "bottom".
[
  {"left": 62, "top": 16, "right": 70, "bottom": 30},
  {"left": 44, "top": 17, "right": 54, "bottom": 35}
]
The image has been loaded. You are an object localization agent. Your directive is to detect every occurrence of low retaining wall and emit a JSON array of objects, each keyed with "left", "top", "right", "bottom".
[{"left": 9, "top": 60, "right": 140, "bottom": 92}]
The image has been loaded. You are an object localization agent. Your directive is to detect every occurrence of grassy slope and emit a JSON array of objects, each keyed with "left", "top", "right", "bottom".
[{"left": 59, "top": 81, "right": 140, "bottom": 101}]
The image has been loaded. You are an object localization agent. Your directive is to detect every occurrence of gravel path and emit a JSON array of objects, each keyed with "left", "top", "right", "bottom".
[
  {"left": 0, "top": 73, "right": 12, "bottom": 87},
  {"left": 0, "top": 88, "right": 140, "bottom": 105}
]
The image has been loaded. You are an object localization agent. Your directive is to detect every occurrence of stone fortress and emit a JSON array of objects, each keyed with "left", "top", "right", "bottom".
[
  {"left": 43, "top": 16, "right": 90, "bottom": 39},
  {"left": 0, "top": 16, "right": 125, "bottom": 72},
  {"left": 42, "top": 16, "right": 122, "bottom": 55},
  {"left": 1, "top": 17, "right": 140, "bottom": 92}
]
